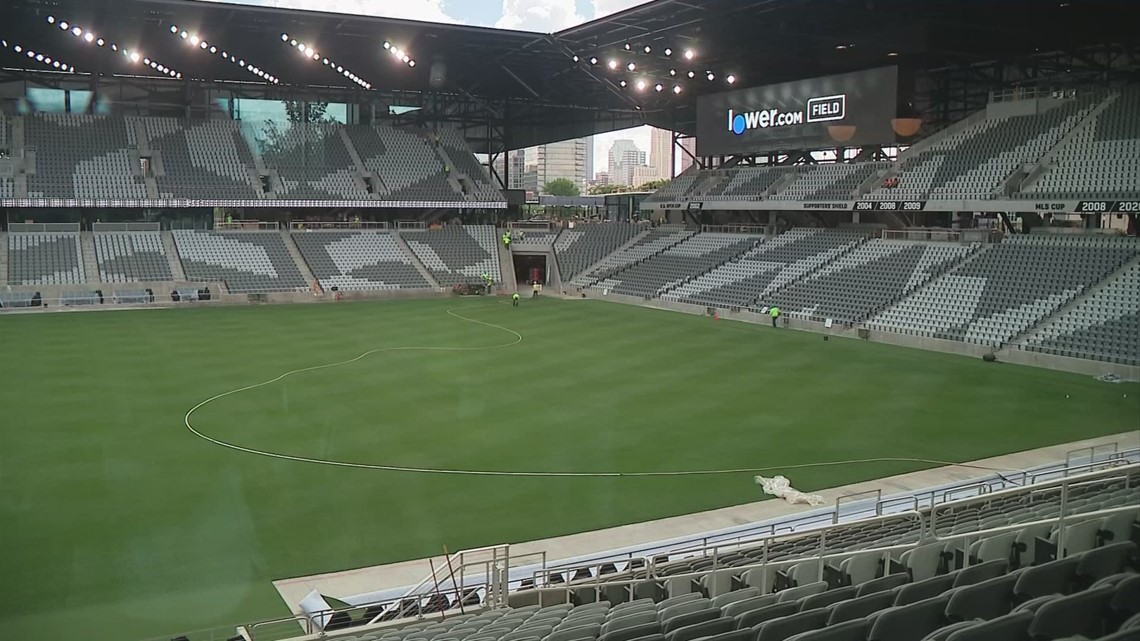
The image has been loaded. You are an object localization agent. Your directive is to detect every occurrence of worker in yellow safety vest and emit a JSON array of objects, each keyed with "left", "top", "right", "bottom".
[{"left": 769, "top": 306, "right": 781, "bottom": 328}]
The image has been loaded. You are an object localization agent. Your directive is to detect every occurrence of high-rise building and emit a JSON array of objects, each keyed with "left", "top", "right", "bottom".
[
  {"left": 608, "top": 139, "right": 646, "bottom": 186},
  {"left": 649, "top": 127, "right": 673, "bottom": 181},
  {"left": 507, "top": 151, "right": 526, "bottom": 190},
  {"left": 678, "top": 137, "right": 698, "bottom": 173},
  {"left": 532, "top": 138, "right": 590, "bottom": 192}
]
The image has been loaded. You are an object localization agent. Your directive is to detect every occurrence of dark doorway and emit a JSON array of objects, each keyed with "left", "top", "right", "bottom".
[{"left": 512, "top": 253, "right": 547, "bottom": 286}]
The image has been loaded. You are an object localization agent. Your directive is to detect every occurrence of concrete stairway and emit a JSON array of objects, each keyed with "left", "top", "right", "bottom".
[
  {"left": 0, "top": 232, "right": 8, "bottom": 284},
  {"left": 497, "top": 235, "right": 516, "bottom": 294},
  {"left": 391, "top": 231, "right": 442, "bottom": 289},
  {"left": 80, "top": 232, "right": 101, "bottom": 284},
  {"left": 280, "top": 231, "right": 318, "bottom": 290},
  {"left": 161, "top": 231, "right": 187, "bottom": 281}
]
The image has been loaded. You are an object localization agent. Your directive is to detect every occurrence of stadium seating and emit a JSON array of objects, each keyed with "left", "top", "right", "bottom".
[
  {"left": 868, "top": 234, "right": 1139, "bottom": 346},
  {"left": 1021, "top": 87, "right": 1140, "bottom": 199},
  {"left": 302, "top": 467, "right": 1139, "bottom": 641},
  {"left": 345, "top": 125, "right": 461, "bottom": 202},
  {"left": 663, "top": 229, "right": 869, "bottom": 309},
  {"left": 589, "top": 233, "right": 762, "bottom": 298},
  {"left": 138, "top": 117, "right": 263, "bottom": 200},
  {"left": 25, "top": 114, "right": 148, "bottom": 199},
  {"left": 757, "top": 240, "right": 977, "bottom": 323},
  {"left": 94, "top": 231, "right": 174, "bottom": 283},
  {"left": 435, "top": 127, "right": 503, "bottom": 201},
  {"left": 645, "top": 170, "right": 701, "bottom": 203},
  {"left": 1018, "top": 261, "right": 1140, "bottom": 365},
  {"left": 554, "top": 223, "right": 643, "bottom": 283},
  {"left": 402, "top": 225, "right": 501, "bottom": 286},
  {"left": 259, "top": 123, "right": 370, "bottom": 199},
  {"left": 172, "top": 230, "right": 308, "bottom": 293},
  {"left": 573, "top": 229, "right": 697, "bottom": 289},
  {"left": 7, "top": 231, "right": 86, "bottom": 285},
  {"left": 865, "top": 97, "right": 1099, "bottom": 201},
  {"left": 771, "top": 163, "right": 887, "bottom": 201},
  {"left": 292, "top": 231, "right": 432, "bottom": 291}
]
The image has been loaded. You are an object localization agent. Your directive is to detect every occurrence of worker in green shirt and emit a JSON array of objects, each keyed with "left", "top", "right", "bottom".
[
  {"left": 512, "top": 292, "right": 520, "bottom": 307},
  {"left": 769, "top": 306, "right": 780, "bottom": 328}
]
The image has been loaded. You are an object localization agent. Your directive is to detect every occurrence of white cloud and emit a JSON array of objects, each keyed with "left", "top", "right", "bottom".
[
  {"left": 591, "top": 0, "right": 653, "bottom": 20},
  {"left": 199, "top": 0, "right": 459, "bottom": 22},
  {"left": 496, "top": 0, "right": 586, "bottom": 32}
]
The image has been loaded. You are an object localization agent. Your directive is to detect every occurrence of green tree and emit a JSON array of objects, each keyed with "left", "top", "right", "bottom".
[
  {"left": 543, "top": 178, "right": 581, "bottom": 197},
  {"left": 636, "top": 179, "right": 670, "bottom": 192},
  {"left": 587, "top": 183, "right": 630, "bottom": 195}
]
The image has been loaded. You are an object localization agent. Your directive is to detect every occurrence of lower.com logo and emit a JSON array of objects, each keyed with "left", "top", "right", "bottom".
[{"left": 728, "top": 94, "right": 846, "bottom": 136}]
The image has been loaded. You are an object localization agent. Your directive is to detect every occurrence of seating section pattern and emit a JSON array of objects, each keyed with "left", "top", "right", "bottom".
[
  {"left": 865, "top": 97, "right": 1098, "bottom": 201},
  {"left": 7, "top": 232, "right": 85, "bottom": 285},
  {"left": 172, "top": 230, "right": 308, "bottom": 293},
  {"left": 554, "top": 224, "right": 643, "bottom": 283},
  {"left": 663, "top": 229, "right": 868, "bottom": 309},
  {"left": 595, "top": 234, "right": 763, "bottom": 298},
  {"left": 757, "top": 240, "right": 976, "bottom": 323},
  {"left": 435, "top": 128, "right": 502, "bottom": 201},
  {"left": 1019, "top": 262, "right": 1140, "bottom": 365},
  {"left": 0, "top": 114, "right": 12, "bottom": 197},
  {"left": 1023, "top": 88, "right": 1140, "bottom": 199},
  {"left": 138, "top": 118, "right": 262, "bottom": 200},
  {"left": 771, "top": 164, "right": 887, "bottom": 201},
  {"left": 645, "top": 171, "right": 701, "bottom": 203},
  {"left": 869, "top": 235, "right": 1139, "bottom": 346},
  {"left": 25, "top": 114, "right": 147, "bottom": 199},
  {"left": 292, "top": 231, "right": 431, "bottom": 291},
  {"left": 574, "top": 229, "right": 697, "bottom": 289},
  {"left": 345, "top": 125, "right": 461, "bottom": 202},
  {"left": 94, "top": 232, "right": 174, "bottom": 283},
  {"left": 259, "top": 123, "right": 369, "bottom": 199},
  {"left": 402, "top": 225, "right": 501, "bottom": 286}
]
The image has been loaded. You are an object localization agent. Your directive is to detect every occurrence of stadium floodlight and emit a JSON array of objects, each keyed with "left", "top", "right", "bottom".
[
  {"left": 408, "top": 60, "right": 415, "bottom": 67},
  {"left": 281, "top": 33, "right": 289, "bottom": 41},
  {"left": 71, "top": 27, "right": 82, "bottom": 37},
  {"left": 337, "top": 65, "right": 343, "bottom": 72},
  {"left": 664, "top": 47, "right": 672, "bottom": 56},
  {"left": 200, "top": 41, "right": 209, "bottom": 49},
  {"left": 644, "top": 45, "right": 651, "bottom": 53},
  {"left": 572, "top": 55, "right": 579, "bottom": 62},
  {"left": 684, "top": 49, "right": 694, "bottom": 60},
  {"left": 143, "top": 57, "right": 150, "bottom": 64},
  {"left": 607, "top": 59, "right": 618, "bottom": 69},
  {"left": 180, "top": 31, "right": 188, "bottom": 39},
  {"left": 190, "top": 35, "right": 199, "bottom": 45},
  {"left": 655, "top": 83, "right": 663, "bottom": 92},
  {"left": 669, "top": 69, "right": 676, "bottom": 76},
  {"left": 322, "top": 57, "right": 329, "bottom": 64},
  {"left": 84, "top": 33, "right": 94, "bottom": 43},
  {"left": 290, "top": 39, "right": 297, "bottom": 46},
  {"left": 210, "top": 46, "right": 217, "bottom": 53},
  {"left": 383, "top": 41, "right": 391, "bottom": 50},
  {"left": 47, "top": 16, "right": 55, "bottom": 24},
  {"left": 97, "top": 38, "right": 105, "bottom": 46},
  {"left": 402, "top": 55, "right": 410, "bottom": 63},
  {"left": 623, "top": 43, "right": 631, "bottom": 50},
  {"left": 635, "top": 79, "right": 646, "bottom": 91},
  {"left": 687, "top": 70, "right": 695, "bottom": 78},
  {"left": 706, "top": 71, "right": 714, "bottom": 81},
  {"left": 619, "top": 80, "right": 627, "bottom": 87},
  {"left": 673, "top": 84, "right": 681, "bottom": 94},
  {"left": 35, "top": 54, "right": 44, "bottom": 61},
  {"left": 835, "top": 44, "right": 847, "bottom": 50},
  {"left": 726, "top": 74, "right": 736, "bottom": 84},
  {"left": 53, "top": 61, "right": 60, "bottom": 68},
  {"left": 887, "top": 51, "right": 899, "bottom": 57},
  {"left": 13, "top": 45, "right": 20, "bottom": 52},
  {"left": 589, "top": 57, "right": 598, "bottom": 65},
  {"left": 171, "top": 25, "right": 178, "bottom": 33},
  {"left": 627, "top": 62, "right": 636, "bottom": 71},
  {"left": 111, "top": 44, "right": 117, "bottom": 51},
  {"left": 130, "top": 52, "right": 140, "bottom": 62},
  {"left": 59, "top": 21, "right": 68, "bottom": 30}
]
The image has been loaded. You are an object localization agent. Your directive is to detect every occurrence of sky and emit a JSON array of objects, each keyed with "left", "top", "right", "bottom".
[{"left": 203, "top": 0, "right": 657, "bottom": 175}]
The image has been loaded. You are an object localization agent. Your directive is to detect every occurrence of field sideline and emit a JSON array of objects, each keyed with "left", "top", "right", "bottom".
[{"left": 1, "top": 297, "right": 1136, "bottom": 641}]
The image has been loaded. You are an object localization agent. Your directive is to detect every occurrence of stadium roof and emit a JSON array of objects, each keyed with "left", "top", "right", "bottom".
[{"left": 2, "top": 0, "right": 1137, "bottom": 147}]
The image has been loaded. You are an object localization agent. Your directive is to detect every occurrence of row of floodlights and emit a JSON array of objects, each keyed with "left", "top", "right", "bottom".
[{"left": 45, "top": 16, "right": 181, "bottom": 77}]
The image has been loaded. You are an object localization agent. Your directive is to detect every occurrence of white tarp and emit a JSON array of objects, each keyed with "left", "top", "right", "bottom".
[{"left": 755, "top": 475, "right": 825, "bottom": 506}]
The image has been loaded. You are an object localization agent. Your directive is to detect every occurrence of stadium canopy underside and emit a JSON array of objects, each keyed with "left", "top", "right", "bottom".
[{"left": 0, "top": 0, "right": 1137, "bottom": 154}]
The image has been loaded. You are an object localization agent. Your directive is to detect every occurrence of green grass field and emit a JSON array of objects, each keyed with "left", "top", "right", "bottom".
[{"left": 1, "top": 297, "right": 1136, "bottom": 641}]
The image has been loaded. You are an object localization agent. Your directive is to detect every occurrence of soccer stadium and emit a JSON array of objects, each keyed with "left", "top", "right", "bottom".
[{"left": 2, "top": 1, "right": 1140, "bottom": 640}]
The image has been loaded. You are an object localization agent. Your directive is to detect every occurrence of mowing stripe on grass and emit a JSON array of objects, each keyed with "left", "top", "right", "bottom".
[{"left": 184, "top": 302, "right": 1024, "bottom": 479}]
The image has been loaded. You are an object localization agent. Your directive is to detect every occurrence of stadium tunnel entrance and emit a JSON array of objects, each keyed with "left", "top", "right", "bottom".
[{"left": 512, "top": 253, "right": 547, "bottom": 286}]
